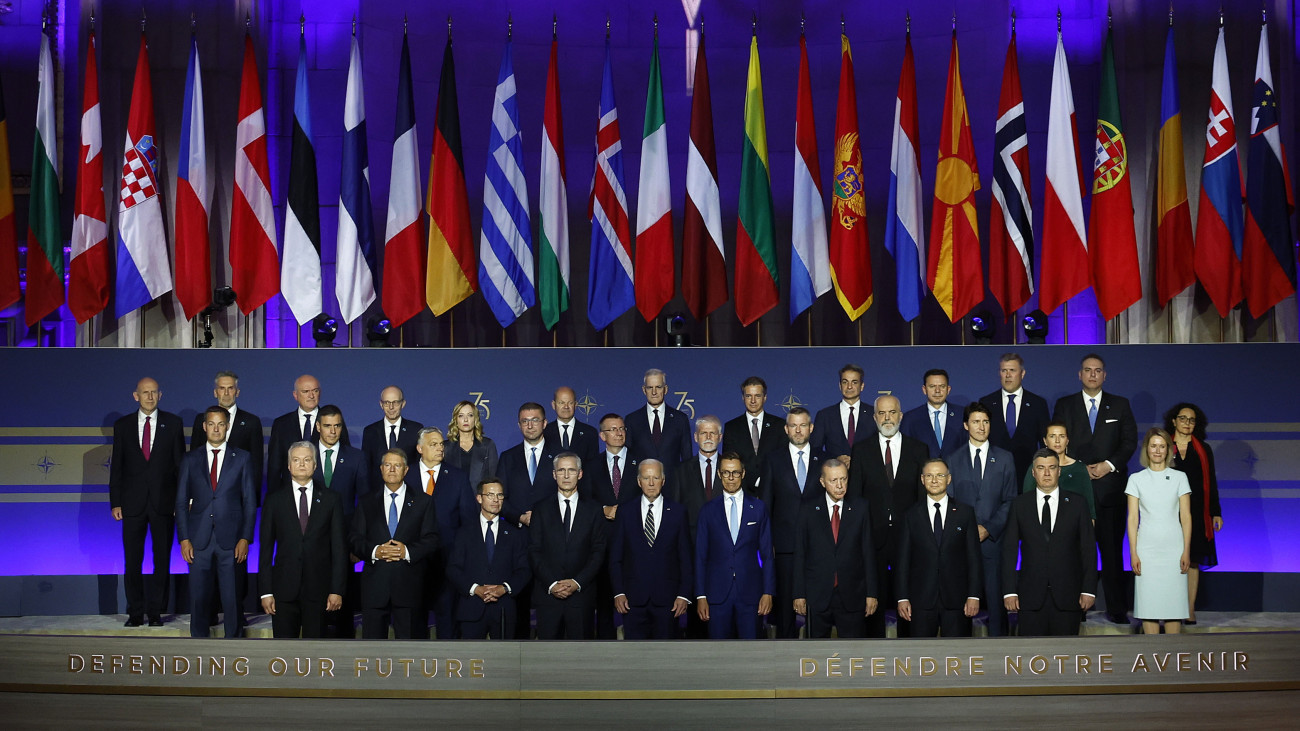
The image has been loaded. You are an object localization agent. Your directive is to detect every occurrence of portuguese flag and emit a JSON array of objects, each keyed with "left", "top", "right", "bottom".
[{"left": 734, "top": 34, "right": 778, "bottom": 327}]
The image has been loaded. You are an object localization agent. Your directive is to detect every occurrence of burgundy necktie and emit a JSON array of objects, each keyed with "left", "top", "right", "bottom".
[
  {"left": 884, "top": 439, "right": 895, "bottom": 488},
  {"left": 846, "top": 406, "right": 856, "bottom": 447},
  {"left": 832, "top": 504, "right": 841, "bottom": 587},
  {"left": 142, "top": 416, "right": 152, "bottom": 461},
  {"left": 298, "top": 487, "right": 309, "bottom": 533},
  {"left": 210, "top": 449, "right": 219, "bottom": 491},
  {"left": 612, "top": 455, "right": 622, "bottom": 498},
  {"left": 652, "top": 409, "right": 662, "bottom": 444},
  {"left": 704, "top": 457, "right": 714, "bottom": 501}
]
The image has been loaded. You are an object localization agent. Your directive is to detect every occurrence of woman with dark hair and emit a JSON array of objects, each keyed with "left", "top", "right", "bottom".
[
  {"left": 1126, "top": 427, "right": 1192, "bottom": 635},
  {"left": 445, "top": 401, "right": 498, "bottom": 491},
  {"left": 1163, "top": 402, "right": 1223, "bottom": 625},
  {"left": 1023, "top": 420, "right": 1095, "bottom": 521}
]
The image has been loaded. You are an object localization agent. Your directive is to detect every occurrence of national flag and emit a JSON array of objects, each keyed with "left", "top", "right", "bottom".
[
  {"left": 790, "top": 32, "right": 830, "bottom": 322},
  {"left": 1155, "top": 25, "right": 1196, "bottom": 307},
  {"left": 0, "top": 71, "right": 17, "bottom": 310},
  {"left": 830, "top": 32, "right": 872, "bottom": 322},
  {"left": 1039, "top": 31, "right": 1089, "bottom": 316},
  {"left": 634, "top": 33, "right": 674, "bottom": 322},
  {"left": 1242, "top": 20, "right": 1296, "bottom": 318},
  {"left": 734, "top": 35, "right": 778, "bottom": 327},
  {"left": 173, "top": 34, "right": 209, "bottom": 321},
  {"left": 681, "top": 31, "right": 726, "bottom": 320},
  {"left": 281, "top": 33, "right": 323, "bottom": 325},
  {"left": 538, "top": 35, "right": 570, "bottom": 329},
  {"left": 1193, "top": 26, "right": 1244, "bottom": 317},
  {"left": 927, "top": 31, "right": 982, "bottom": 323},
  {"left": 478, "top": 41, "right": 535, "bottom": 328},
  {"left": 383, "top": 32, "right": 425, "bottom": 327},
  {"left": 988, "top": 31, "right": 1034, "bottom": 321},
  {"left": 425, "top": 35, "right": 475, "bottom": 316},
  {"left": 115, "top": 33, "right": 172, "bottom": 319},
  {"left": 587, "top": 40, "right": 635, "bottom": 331},
  {"left": 885, "top": 30, "right": 926, "bottom": 323},
  {"left": 1088, "top": 28, "right": 1142, "bottom": 321},
  {"left": 68, "top": 31, "right": 110, "bottom": 323},
  {"left": 336, "top": 32, "right": 376, "bottom": 324},
  {"left": 26, "top": 29, "right": 64, "bottom": 326},
  {"left": 229, "top": 34, "right": 278, "bottom": 316}
]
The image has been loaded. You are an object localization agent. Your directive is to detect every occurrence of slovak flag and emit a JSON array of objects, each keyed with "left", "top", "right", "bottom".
[{"left": 1193, "top": 26, "right": 1245, "bottom": 317}]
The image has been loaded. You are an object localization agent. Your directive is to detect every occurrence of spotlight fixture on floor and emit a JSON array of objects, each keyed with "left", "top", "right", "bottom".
[
  {"left": 311, "top": 313, "right": 338, "bottom": 347},
  {"left": 1023, "top": 309, "right": 1049, "bottom": 345},
  {"left": 970, "top": 309, "right": 994, "bottom": 344},
  {"left": 366, "top": 316, "right": 393, "bottom": 347},
  {"left": 664, "top": 313, "right": 690, "bottom": 347}
]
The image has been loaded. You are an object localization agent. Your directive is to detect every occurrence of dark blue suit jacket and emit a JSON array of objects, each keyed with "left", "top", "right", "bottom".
[
  {"left": 694, "top": 493, "right": 775, "bottom": 604},
  {"left": 811, "top": 402, "right": 873, "bottom": 460},
  {"left": 498, "top": 442, "right": 557, "bottom": 527},
  {"left": 609, "top": 497, "right": 693, "bottom": 606},
  {"left": 404, "top": 462, "right": 476, "bottom": 552},
  {"left": 312, "top": 443, "right": 369, "bottom": 519},
  {"left": 362, "top": 418, "right": 424, "bottom": 476},
  {"left": 349, "top": 487, "right": 439, "bottom": 609},
  {"left": 979, "top": 389, "right": 1052, "bottom": 485},
  {"left": 446, "top": 518, "right": 531, "bottom": 621},
  {"left": 900, "top": 403, "right": 965, "bottom": 458},
  {"left": 544, "top": 419, "right": 601, "bottom": 465},
  {"left": 176, "top": 445, "right": 257, "bottom": 551},
  {"left": 947, "top": 443, "right": 1018, "bottom": 542},
  {"left": 624, "top": 404, "right": 693, "bottom": 471},
  {"left": 759, "top": 446, "right": 825, "bottom": 554}
]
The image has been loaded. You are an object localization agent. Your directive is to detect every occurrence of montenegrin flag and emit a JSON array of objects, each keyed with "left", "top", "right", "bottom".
[
  {"left": 830, "top": 32, "right": 872, "bottom": 321},
  {"left": 1154, "top": 24, "right": 1196, "bottom": 307},
  {"left": 734, "top": 34, "right": 778, "bottom": 327},
  {"left": 69, "top": 31, "right": 110, "bottom": 324},
  {"left": 230, "top": 34, "right": 278, "bottom": 316},
  {"left": 1038, "top": 30, "right": 1089, "bottom": 316},
  {"left": 1193, "top": 25, "right": 1244, "bottom": 318},
  {"left": 790, "top": 31, "right": 830, "bottom": 322}
]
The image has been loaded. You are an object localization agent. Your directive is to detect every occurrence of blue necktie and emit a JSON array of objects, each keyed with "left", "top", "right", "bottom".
[
  {"left": 796, "top": 450, "right": 807, "bottom": 491},
  {"left": 528, "top": 447, "right": 538, "bottom": 483},
  {"left": 485, "top": 520, "right": 496, "bottom": 562},
  {"left": 932, "top": 409, "right": 943, "bottom": 447},
  {"left": 387, "top": 492, "right": 399, "bottom": 537},
  {"left": 728, "top": 496, "right": 740, "bottom": 543},
  {"left": 1006, "top": 394, "right": 1017, "bottom": 438},
  {"left": 1088, "top": 398, "right": 1098, "bottom": 433}
]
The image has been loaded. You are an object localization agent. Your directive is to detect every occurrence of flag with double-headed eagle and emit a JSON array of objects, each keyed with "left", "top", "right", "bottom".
[{"left": 830, "top": 32, "right": 872, "bottom": 321}]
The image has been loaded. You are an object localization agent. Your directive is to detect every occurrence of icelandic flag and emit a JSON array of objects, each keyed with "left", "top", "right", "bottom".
[
  {"left": 587, "top": 40, "right": 635, "bottom": 331},
  {"left": 1193, "top": 26, "right": 1245, "bottom": 317}
]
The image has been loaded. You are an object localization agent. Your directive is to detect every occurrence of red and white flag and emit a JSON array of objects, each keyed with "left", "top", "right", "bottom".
[
  {"left": 69, "top": 31, "right": 109, "bottom": 323},
  {"left": 1038, "top": 31, "right": 1089, "bottom": 316},
  {"left": 229, "top": 34, "right": 279, "bottom": 315}
]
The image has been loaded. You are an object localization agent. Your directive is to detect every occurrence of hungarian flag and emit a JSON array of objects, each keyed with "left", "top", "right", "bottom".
[
  {"left": 0, "top": 71, "right": 16, "bottom": 310},
  {"left": 790, "top": 32, "right": 830, "bottom": 322},
  {"left": 681, "top": 31, "right": 726, "bottom": 320},
  {"left": 426, "top": 35, "right": 475, "bottom": 316},
  {"left": 830, "top": 33, "right": 872, "bottom": 321},
  {"left": 230, "top": 34, "right": 278, "bottom": 316},
  {"left": 885, "top": 30, "right": 926, "bottom": 323},
  {"left": 281, "top": 33, "right": 323, "bottom": 325},
  {"left": 1039, "top": 31, "right": 1089, "bottom": 316},
  {"left": 587, "top": 40, "right": 635, "bottom": 332},
  {"left": 1087, "top": 29, "right": 1142, "bottom": 321},
  {"left": 336, "top": 32, "right": 377, "bottom": 324},
  {"left": 1155, "top": 24, "right": 1196, "bottom": 307},
  {"left": 384, "top": 32, "right": 426, "bottom": 327},
  {"left": 538, "top": 35, "right": 570, "bottom": 330},
  {"left": 174, "top": 34, "right": 210, "bottom": 321},
  {"left": 927, "top": 31, "right": 982, "bottom": 323},
  {"left": 69, "top": 31, "right": 110, "bottom": 323},
  {"left": 26, "top": 28, "right": 64, "bottom": 326},
  {"left": 989, "top": 31, "right": 1034, "bottom": 321},
  {"left": 635, "top": 32, "right": 674, "bottom": 322},
  {"left": 1193, "top": 26, "right": 1244, "bottom": 318},
  {"left": 1242, "top": 20, "right": 1296, "bottom": 318},
  {"left": 734, "top": 35, "right": 778, "bottom": 327}
]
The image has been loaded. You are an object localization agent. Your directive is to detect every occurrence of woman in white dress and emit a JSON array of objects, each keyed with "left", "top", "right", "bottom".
[{"left": 1125, "top": 428, "right": 1192, "bottom": 635}]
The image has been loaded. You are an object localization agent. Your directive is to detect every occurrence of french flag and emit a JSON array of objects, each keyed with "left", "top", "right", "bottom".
[{"left": 1193, "top": 26, "right": 1245, "bottom": 318}]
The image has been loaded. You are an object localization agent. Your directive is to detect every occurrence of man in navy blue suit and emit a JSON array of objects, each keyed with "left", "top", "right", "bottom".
[
  {"left": 811, "top": 364, "right": 868, "bottom": 466},
  {"left": 586, "top": 413, "right": 637, "bottom": 640},
  {"left": 792, "top": 459, "right": 879, "bottom": 638},
  {"left": 312, "top": 405, "right": 369, "bottom": 517},
  {"left": 446, "top": 478, "right": 531, "bottom": 639},
  {"left": 722, "top": 376, "right": 786, "bottom": 496},
  {"left": 900, "top": 369, "right": 964, "bottom": 458},
  {"left": 498, "top": 403, "right": 557, "bottom": 530},
  {"left": 544, "top": 386, "right": 600, "bottom": 466},
  {"left": 624, "top": 369, "right": 692, "bottom": 472},
  {"left": 695, "top": 453, "right": 775, "bottom": 639},
  {"left": 610, "top": 460, "right": 693, "bottom": 639},
  {"left": 404, "top": 426, "right": 475, "bottom": 638},
  {"left": 177, "top": 406, "right": 257, "bottom": 638},
  {"left": 361, "top": 386, "right": 424, "bottom": 475},
  {"left": 759, "top": 407, "right": 824, "bottom": 639},
  {"left": 978, "top": 353, "right": 1052, "bottom": 487},
  {"left": 947, "top": 402, "right": 1018, "bottom": 636}
]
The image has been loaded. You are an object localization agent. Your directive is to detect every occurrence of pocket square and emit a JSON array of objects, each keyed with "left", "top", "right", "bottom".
[
  {"left": 746, "top": 521, "right": 757, "bottom": 526},
  {"left": 1105, "top": 418, "right": 1118, "bottom": 424}
]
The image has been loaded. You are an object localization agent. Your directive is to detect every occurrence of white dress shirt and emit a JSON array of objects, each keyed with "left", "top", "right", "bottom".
[
  {"left": 966, "top": 440, "right": 989, "bottom": 480},
  {"left": 878, "top": 433, "right": 902, "bottom": 478},
  {"left": 928, "top": 404, "right": 946, "bottom": 442},
  {"left": 839, "top": 400, "right": 861, "bottom": 439},
  {"left": 373, "top": 484, "right": 411, "bottom": 562},
  {"left": 137, "top": 410, "right": 158, "bottom": 451},
  {"left": 788, "top": 442, "right": 811, "bottom": 489},
  {"left": 469, "top": 514, "right": 512, "bottom": 596},
  {"left": 205, "top": 440, "right": 229, "bottom": 482},
  {"left": 1000, "top": 388, "right": 1024, "bottom": 428},
  {"left": 419, "top": 462, "right": 443, "bottom": 493},
  {"left": 298, "top": 407, "right": 319, "bottom": 433},
  {"left": 318, "top": 441, "right": 341, "bottom": 475}
]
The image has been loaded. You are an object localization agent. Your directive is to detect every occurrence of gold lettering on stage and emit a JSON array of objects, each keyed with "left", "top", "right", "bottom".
[
  {"left": 871, "top": 657, "right": 886, "bottom": 677},
  {"left": 150, "top": 656, "right": 164, "bottom": 674},
  {"left": 849, "top": 657, "right": 864, "bottom": 677},
  {"left": 397, "top": 658, "right": 415, "bottom": 677},
  {"left": 269, "top": 657, "right": 287, "bottom": 677},
  {"left": 1235, "top": 651, "right": 1249, "bottom": 670},
  {"left": 470, "top": 659, "right": 485, "bottom": 678},
  {"left": 233, "top": 657, "right": 250, "bottom": 676},
  {"left": 209, "top": 656, "right": 226, "bottom": 676},
  {"left": 970, "top": 656, "right": 984, "bottom": 675},
  {"left": 1005, "top": 656, "right": 1022, "bottom": 675},
  {"left": 919, "top": 657, "right": 937, "bottom": 676},
  {"left": 172, "top": 656, "right": 190, "bottom": 675},
  {"left": 1132, "top": 655, "right": 1149, "bottom": 673},
  {"left": 826, "top": 653, "right": 842, "bottom": 677},
  {"left": 446, "top": 659, "right": 462, "bottom": 678},
  {"left": 1029, "top": 656, "right": 1048, "bottom": 675},
  {"left": 1077, "top": 655, "right": 1091, "bottom": 673},
  {"left": 1177, "top": 653, "right": 1191, "bottom": 672},
  {"left": 354, "top": 658, "right": 368, "bottom": 678},
  {"left": 129, "top": 655, "right": 143, "bottom": 674},
  {"left": 318, "top": 658, "right": 334, "bottom": 678},
  {"left": 67, "top": 654, "right": 83, "bottom": 672},
  {"left": 800, "top": 658, "right": 816, "bottom": 677},
  {"left": 376, "top": 659, "right": 392, "bottom": 678},
  {"left": 90, "top": 654, "right": 103, "bottom": 673},
  {"left": 422, "top": 659, "right": 438, "bottom": 678},
  {"left": 1100, "top": 654, "right": 1113, "bottom": 673},
  {"left": 946, "top": 657, "right": 961, "bottom": 675}
]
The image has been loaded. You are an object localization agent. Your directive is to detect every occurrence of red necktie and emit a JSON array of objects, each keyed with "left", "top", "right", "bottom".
[
  {"left": 210, "top": 449, "right": 219, "bottom": 491},
  {"left": 832, "top": 504, "right": 841, "bottom": 587},
  {"left": 142, "top": 416, "right": 152, "bottom": 461}
]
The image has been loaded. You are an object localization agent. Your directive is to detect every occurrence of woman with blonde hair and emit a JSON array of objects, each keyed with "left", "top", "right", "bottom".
[
  {"left": 445, "top": 401, "right": 498, "bottom": 490},
  {"left": 1125, "top": 428, "right": 1192, "bottom": 635}
]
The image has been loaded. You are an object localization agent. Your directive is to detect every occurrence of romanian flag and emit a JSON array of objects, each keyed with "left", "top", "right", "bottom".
[
  {"left": 426, "top": 35, "right": 475, "bottom": 316},
  {"left": 830, "top": 33, "right": 872, "bottom": 321},
  {"left": 734, "top": 35, "right": 778, "bottom": 327},
  {"left": 1155, "top": 25, "right": 1196, "bottom": 307}
]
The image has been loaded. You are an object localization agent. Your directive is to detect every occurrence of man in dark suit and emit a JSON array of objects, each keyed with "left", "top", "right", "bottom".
[
  {"left": 177, "top": 406, "right": 257, "bottom": 638},
  {"left": 446, "top": 478, "right": 531, "bottom": 639},
  {"left": 694, "top": 453, "right": 775, "bottom": 639},
  {"left": 544, "top": 386, "right": 600, "bottom": 466},
  {"left": 624, "top": 368, "right": 692, "bottom": 470},
  {"left": 498, "top": 402, "right": 557, "bottom": 530},
  {"left": 258, "top": 442, "right": 347, "bottom": 638},
  {"left": 759, "top": 407, "right": 824, "bottom": 639},
  {"left": 610, "top": 460, "right": 693, "bottom": 639},
  {"left": 847, "top": 395, "right": 927, "bottom": 638},
  {"left": 668, "top": 415, "right": 723, "bottom": 639},
  {"left": 110, "top": 377, "right": 185, "bottom": 627},
  {"left": 1003, "top": 449, "right": 1098, "bottom": 636},
  {"left": 586, "top": 413, "right": 638, "bottom": 640},
  {"left": 269, "top": 374, "right": 350, "bottom": 498},
  {"left": 361, "top": 386, "right": 424, "bottom": 476},
  {"left": 900, "top": 369, "right": 965, "bottom": 458},
  {"left": 947, "top": 402, "right": 1018, "bottom": 637},
  {"left": 895, "top": 458, "right": 983, "bottom": 637},
  {"left": 528, "top": 453, "right": 609, "bottom": 640},
  {"left": 312, "top": 405, "right": 369, "bottom": 517},
  {"left": 792, "top": 459, "right": 879, "bottom": 638},
  {"left": 811, "top": 364, "right": 868, "bottom": 465},
  {"left": 978, "top": 353, "right": 1051, "bottom": 487},
  {"left": 722, "top": 376, "right": 785, "bottom": 495},
  {"left": 404, "top": 426, "right": 475, "bottom": 639},
  {"left": 1052, "top": 353, "right": 1137, "bottom": 625},
  {"left": 350, "top": 449, "right": 439, "bottom": 639}
]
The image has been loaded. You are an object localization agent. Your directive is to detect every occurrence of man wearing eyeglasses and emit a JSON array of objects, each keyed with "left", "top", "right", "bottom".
[
  {"left": 529, "top": 453, "right": 608, "bottom": 639},
  {"left": 498, "top": 403, "right": 556, "bottom": 530},
  {"left": 362, "top": 385, "right": 424, "bottom": 478},
  {"left": 694, "top": 453, "right": 775, "bottom": 639}
]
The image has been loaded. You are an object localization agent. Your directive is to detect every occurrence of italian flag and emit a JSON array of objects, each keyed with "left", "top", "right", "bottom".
[{"left": 635, "top": 34, "right": 673, "bottom": 322}]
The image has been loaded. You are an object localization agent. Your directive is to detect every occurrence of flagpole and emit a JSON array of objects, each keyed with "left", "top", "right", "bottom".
[{"left": 1063, "top": 301, "right": 1069, "bottom": 343}]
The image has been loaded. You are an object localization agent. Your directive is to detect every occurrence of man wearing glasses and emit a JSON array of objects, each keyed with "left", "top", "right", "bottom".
[
  {"left": 694, "top": 453, "right": 775, "bottom": 639},
  {"left": 362, "top": 386, "right": 424, "bottom": 477}
]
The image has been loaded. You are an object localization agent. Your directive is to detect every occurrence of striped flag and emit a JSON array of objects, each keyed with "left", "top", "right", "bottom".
[
  {"left": 587, "top": 40, "right": 635, "bottom": 331},
  {"left": 69, "top": 31, "right": 110, "bottom": 323},
  {"left": 174, "top": 34, "right": 210, "bottom": 321},
  {"left": 735, "top": 34, "right": 778, "bottom": 327},
  {"left": 927, "top": 31, "right": 982, "bottom": 323},
  {"left": 988, "top": 31, "right": 1034, "bottom": 321},
  {"left": 830, "top": 32, "right": 872, "bottom": 322},
  {"left": 1087, "top": 28, "right": 1142, "bottom": 321},
  {"left": 885, "top": 30, "right": 926, "bottom": 323},
  {"left": 426, "top": 36, "right": 475, "bottom": 316},
  {"left": 229, "top": 34, "right": 278, "bottom": 316},
  {"left": 382, "top": 32, "right": 426, "bottom": 328},
  {"left": 1038, "top": 31, "right": 1088, "bottom": 316},
  {"left": 538, "top": 35, "right": 570, "bottom": 330},
  {"left": 478, "top": 41, "right": 535, "bottom": 328},
  {"left": 1193, "top": 26, "right": 1244, "bottom": 318},
  {"left": 681, "top": 31, "right": 726, "bottom": 320},
  {"left": 790, "top": 32, "right": 830, "bottom": 322},
  {"left": 1155, "top": 25, "right": 1195, "bottom": 307},
  {"left": 635, "top": 33, "right": 674, "bottom": 322},
  {"left": 281, "top": 33, "right": 323, "bottom": 325},
  {"left": 115, "top": 33, "right": 171, "bottom": 319},
  {"left": 1242, "top": 20, "right": 1296, "bottom": 318},
  {"left": 0, "top": 71, "right": 16, "bottom": 310},
  {"left": 26, "top": 28, "right": 64, "bottom": 327},
  {"left": 336, "top": 33, "right": 376, "bottom": 324}
]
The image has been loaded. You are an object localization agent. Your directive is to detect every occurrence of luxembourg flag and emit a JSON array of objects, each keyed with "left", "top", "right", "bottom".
[
  {"left": 173, "top": 34, "right": 210, "bottom": 321},
  {"left": 884, "top": 29, "right": 925, "bottom": 322},
  {"left": 115, "top": 33, "right": 172, "bottom": 318},
  {"left": 1193, "top": 25, "right": 1245, "bottom": 317}
]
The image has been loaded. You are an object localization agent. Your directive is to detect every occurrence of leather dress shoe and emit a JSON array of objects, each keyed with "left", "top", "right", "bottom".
[
  {"left": 1107, "top": 612, "right": 1129, "bottom": 624},
  {"left": 124, "top": 617, "right": 143, "bottom": 627},
  {"left": 148, "top": 617, "right": 164, "bottom": 627}
]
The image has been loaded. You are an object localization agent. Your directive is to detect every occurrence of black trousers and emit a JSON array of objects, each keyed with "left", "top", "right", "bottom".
[
  {"left": 772, "top": 552, "right": 798, "bottom": 639},
  {"left": 910, "top": 605, "right": 973, "bottom": 637},
  {"left": 1017, "top": 595, "right": 1083, "bottom": 637},
  {"left": 361, "top": 605, "right": 423, "bottom": 639},
  {"left": 622, "top": 601, "right": 680, "bottom": 640},
  {"left": 865, "top": 560, "right": 910, "bottom": 638},
  {"left": 122, "top": 510, "right": 174, "bottom": 620},
  {"left": 1096, "top": 500, "right": 1128, "bottom": 617},
  {"left": 806, "top": 591, "right": 867, "bottom": 639},
  {"left": 457, "top": 599, "right": 516, "bottom": 640},
  {"left": 535, "top": 595, "right": 595, "bottom": 639},
  {"left": 270, "top": 596, "right": 330, "bottom": 639}
]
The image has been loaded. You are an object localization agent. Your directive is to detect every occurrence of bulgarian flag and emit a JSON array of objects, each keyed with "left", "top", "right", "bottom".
[
  {"left": 26, "top": 28, "right": 64, "bottom": 327},
  {"left": 634, "top": 31, "right": 674, "bottom": 322},
  {"left": 734, "top": 34, "right": 778, "bottom": 327}
]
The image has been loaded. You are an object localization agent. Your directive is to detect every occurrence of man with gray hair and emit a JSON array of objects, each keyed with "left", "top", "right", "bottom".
[
  {"left": 625, "top": 368, "right": 692, "bottom": 472},
  {"left": 529, "top": 452, "right": 608, "bottom": 639},
  {"left": 610, "top": 459, "right": 693, "bottom": 639},
  {"left": 403, "top": 426, "right": 475, "bottom": 638}
]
